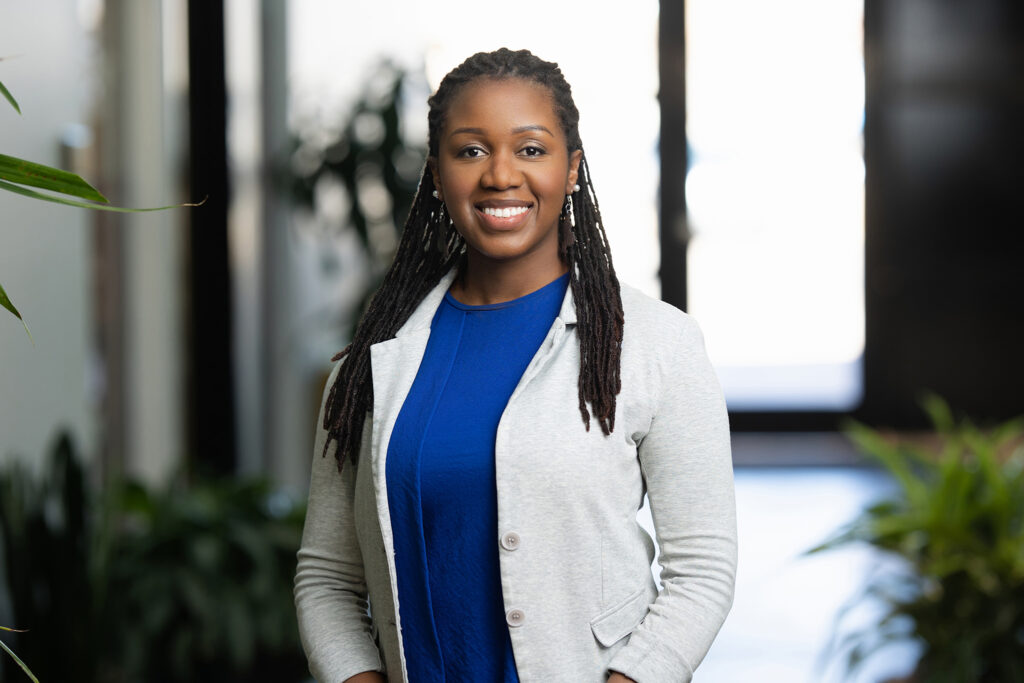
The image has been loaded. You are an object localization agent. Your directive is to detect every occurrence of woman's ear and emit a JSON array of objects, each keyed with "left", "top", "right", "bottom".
[
  {"left": 566, "top": 150, "right": 582, "bottom": 194},
  {"left": 428, "top": 157, "right": 442, "bottom": 201}
]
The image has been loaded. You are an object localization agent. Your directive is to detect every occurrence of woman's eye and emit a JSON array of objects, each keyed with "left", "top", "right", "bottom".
[
  {"left": 458, "top": 146, "right": 485, "bottom": 158},
  {"left": 521, "top": 146, "right": 545, "bottom": 157}
]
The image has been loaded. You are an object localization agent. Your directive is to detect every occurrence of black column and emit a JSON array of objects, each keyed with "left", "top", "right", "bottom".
[
  {"left": 187, "top": 0, "right": 235, "bottom": 472},
  {"left": 861, "top": 0, "right": 1024, "bottom": 426},
  {"left": 659, "top": 0, "right": 689, "bottom": 311}
]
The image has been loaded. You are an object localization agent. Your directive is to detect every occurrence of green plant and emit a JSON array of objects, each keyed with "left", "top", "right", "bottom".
[
  {"left": 0, "top": 433, "right": 94, "bottom": 682},
  {"left": 102, "top": 476, "right": 308, "bottom": 683},
  {"left": 0, "top": 433, "right": 309, "bottom": 683},
  {"left": 810, "top": 396, "right": 1024, "bottom": 682}
]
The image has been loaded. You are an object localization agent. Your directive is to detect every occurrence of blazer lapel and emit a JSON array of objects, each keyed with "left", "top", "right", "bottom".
[
  {"left": 367, "top": 270, "right": 457, "bottom": 531},
  {"left": 512, "top": 278, "right": 578, "bottom": 398}
]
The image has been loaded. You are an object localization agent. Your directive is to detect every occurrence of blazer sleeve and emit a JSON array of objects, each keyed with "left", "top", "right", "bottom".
[
  {"left": 607, "top": 312, "right": 738, "bottom": 682},
  {"left": 294, "top": 361, "right": 384, "bottom": 682}
]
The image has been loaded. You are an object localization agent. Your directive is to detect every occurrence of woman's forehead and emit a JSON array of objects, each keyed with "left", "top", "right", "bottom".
[{"left": 443, "top": 78, "right": 560, "bottom": 134}]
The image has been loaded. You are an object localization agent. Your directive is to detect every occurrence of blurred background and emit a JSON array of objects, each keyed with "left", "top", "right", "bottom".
[{"left": 1, "top": 1, "right": 1022, "bottom": 681}]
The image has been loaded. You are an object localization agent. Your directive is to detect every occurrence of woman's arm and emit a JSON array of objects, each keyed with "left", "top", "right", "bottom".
[
  {"left": 295, "top": 363, "right": 385, "bottom": 681},
  {"left": 607, "top": 313, "right": 738, "bottom": 681},
  {"left": 344, "top": 672, "right": 387, "bottom": 683}
]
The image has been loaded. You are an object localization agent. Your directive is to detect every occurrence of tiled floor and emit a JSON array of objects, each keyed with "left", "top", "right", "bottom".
[{"left": 696, "top": 464, "right": 921, "bottom": 682}]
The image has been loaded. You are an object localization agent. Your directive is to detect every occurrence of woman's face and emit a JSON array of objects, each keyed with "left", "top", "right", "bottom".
[{"left": 431, "top": 77, "right": 581, "bottom": 274}]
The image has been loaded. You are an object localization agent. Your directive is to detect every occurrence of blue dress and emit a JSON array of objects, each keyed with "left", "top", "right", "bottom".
[{"left": 385, "top": 273, "right": 569, "bottom": 682}]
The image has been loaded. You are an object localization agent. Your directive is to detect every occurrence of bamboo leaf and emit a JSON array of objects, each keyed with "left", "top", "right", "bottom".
[
  {"left": 0, "top": 635, "right": 40, "bottom": 683},
  {"left": 0, "top": 281, "right": 33, "bottom": 343},
  {"left": 0, "top": 178, "right": 204, "bottom": 212},
  {"left": 0, "top": 153, "right": 107, "bottom": 202},
  {"left": 0, "top": 80, "right": 20, "bottom": 114}
]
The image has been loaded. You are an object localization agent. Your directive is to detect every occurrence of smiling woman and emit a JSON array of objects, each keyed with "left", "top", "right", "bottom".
[{"left": 294, "top": 48, "right": 736, "bottom": 683}]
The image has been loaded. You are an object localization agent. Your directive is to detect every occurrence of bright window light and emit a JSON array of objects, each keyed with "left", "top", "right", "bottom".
[{"left": 686, "top": 0, "right": 866, "bottom": 411}]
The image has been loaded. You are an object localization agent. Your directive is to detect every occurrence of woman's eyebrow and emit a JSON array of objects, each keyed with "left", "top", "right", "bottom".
[
  {"left": 449, "top": 124, "right": 554, "bottom": 137},
  {"left": 511, "top": 124, "right": 553, "bottom": 136}
]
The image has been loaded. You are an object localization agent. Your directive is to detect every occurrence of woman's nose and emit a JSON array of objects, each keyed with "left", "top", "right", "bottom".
[{"left": 481, "top": 150, "right": 522, "bottom": 190}]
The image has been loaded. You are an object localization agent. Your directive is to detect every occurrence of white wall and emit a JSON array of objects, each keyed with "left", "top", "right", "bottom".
[{"left": 0, "top": 2, "right": 98, "bottom": 468}]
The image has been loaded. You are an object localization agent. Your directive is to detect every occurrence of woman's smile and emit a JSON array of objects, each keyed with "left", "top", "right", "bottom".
[{"left": 475, "top": 201, "right": 533, "bottom": 229}]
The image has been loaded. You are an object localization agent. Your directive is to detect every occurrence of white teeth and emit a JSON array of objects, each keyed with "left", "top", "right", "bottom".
[{"left": 482, "top": 206, "right": 529, "bottom": 218}]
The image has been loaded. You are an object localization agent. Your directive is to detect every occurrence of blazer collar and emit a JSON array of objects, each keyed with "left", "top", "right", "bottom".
[
  {"left": 393, "top": 270, "right": 457, "bottom": 338},
  {"left": 557, "top": 276, "right": 577, "bottom": 326}
]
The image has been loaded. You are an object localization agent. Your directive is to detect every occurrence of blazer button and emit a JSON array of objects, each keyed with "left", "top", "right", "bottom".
[
  {"left": 506, "top": 609, "right": 525, "bottom": 627},
  {"left": 500, "top": 532, "right": 521, "bottom": 551}
]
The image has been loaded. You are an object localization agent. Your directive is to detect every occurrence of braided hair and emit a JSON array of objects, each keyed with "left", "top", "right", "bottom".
[{"left": 323, "top": 48, "right": 624, "bottom": 470}]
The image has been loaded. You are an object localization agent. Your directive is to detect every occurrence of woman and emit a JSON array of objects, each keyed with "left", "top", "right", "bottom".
[{"left": 295, "top": 48, "right": 736, "bottom": 683}]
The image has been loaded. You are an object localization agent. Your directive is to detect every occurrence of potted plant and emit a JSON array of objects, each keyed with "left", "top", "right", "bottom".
[{"left": 810, "top": 396, "right": 1024, "bottom": 683}]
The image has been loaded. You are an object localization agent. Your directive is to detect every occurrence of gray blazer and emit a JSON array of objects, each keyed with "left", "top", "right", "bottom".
[{"left": 295, "top": 271, "right": 737, "bottom": 682}]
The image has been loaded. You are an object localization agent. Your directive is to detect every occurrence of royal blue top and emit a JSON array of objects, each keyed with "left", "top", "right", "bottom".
[{"left": 385, "top": 272, "right": 569, "bottom": 682}]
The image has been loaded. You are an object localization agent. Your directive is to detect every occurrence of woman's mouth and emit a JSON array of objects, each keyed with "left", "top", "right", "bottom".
[
  {"left": 482, "top": 206, "right": 529, "bottom": 218},
  {"left": 475, "top": 203, "right": 533, "bottom": 230}
]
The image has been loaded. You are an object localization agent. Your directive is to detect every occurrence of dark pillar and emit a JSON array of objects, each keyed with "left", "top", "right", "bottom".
[
  {"left": 187, "top": 0, "right": 235, "bottom": 472},
  {"left": 862, "top": 0, "right": 1024, "bottom": 426},
  {"left": 659, "top": 0, "right": 689, "bottom": 311}
]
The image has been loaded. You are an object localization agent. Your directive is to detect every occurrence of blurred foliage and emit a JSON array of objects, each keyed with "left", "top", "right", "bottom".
[
  {"left": 0, "top": 433, "right": 308, "bottom": 683},
  {"left": 289, "top": 60, "right": 426, "bottom": 336},
  {"left": 0, "top": 436, "right": 86, "bottom": 682},
  {"left": 810, "top": 396, "right": 1024, "bottom": 682}
]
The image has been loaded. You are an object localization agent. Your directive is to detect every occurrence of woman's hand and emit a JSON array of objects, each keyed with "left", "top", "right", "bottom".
[
  {"left": 608, "top": 672, "right": 637, "bottom": 683},
  {"left": 343, "top": 672, "right": 386, "bottom": 683}
]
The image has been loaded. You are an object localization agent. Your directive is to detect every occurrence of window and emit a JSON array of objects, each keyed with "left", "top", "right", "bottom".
[{"left": 685, "top": 0, "right": 866, "bottom": 411}]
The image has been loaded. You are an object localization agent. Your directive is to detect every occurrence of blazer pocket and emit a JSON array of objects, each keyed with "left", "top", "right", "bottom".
[{"left": 589, "top": 587, "right": 650, "bottom": 647}]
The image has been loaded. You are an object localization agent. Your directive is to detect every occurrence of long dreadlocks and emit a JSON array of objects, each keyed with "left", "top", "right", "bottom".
[{"left": 323, "top": 48, "right": 624, "bottom": 470}]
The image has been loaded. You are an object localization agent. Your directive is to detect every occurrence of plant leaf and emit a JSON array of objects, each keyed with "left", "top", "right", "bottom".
[
  {"left": 0, "top": 153, "right": 107, "bottom": 202},
  {"left": 845, "top": 420, "right": 929, "bottom": 504},
  {"left": 0, "top": 80, "right": 20, "bottom": 115},
  {"left": 0, "top": 635, "right": 40, "bottom": 683},
  {"left": 921, "top": 393, "right": 955, "bottom": 433},
  {"left": 0, "top": 281, "right": 33, "bottom": 343},
  {"left": 0, "top": 178, "right": 204, "bottom": 213}
]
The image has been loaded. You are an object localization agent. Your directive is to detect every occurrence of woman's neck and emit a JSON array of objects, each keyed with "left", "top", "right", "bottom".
[{"left": 450, "top": 257, "right": 568, "bottom": 306}]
